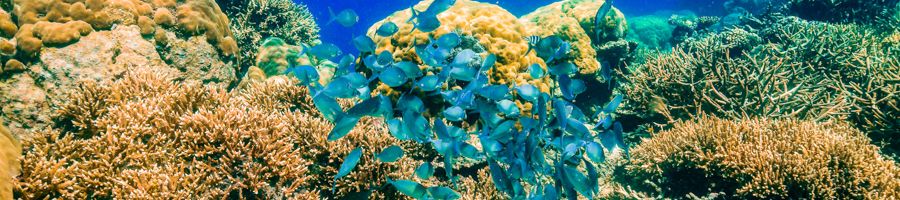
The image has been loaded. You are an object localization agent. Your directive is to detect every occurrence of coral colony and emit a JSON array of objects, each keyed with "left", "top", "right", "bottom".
[{"left": 2, "top": 0, "right": 899, "bottom": 199}]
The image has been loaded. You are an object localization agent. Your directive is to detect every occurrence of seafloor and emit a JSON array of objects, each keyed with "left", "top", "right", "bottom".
[{"left": 1, "top": 0, "right": 899, "bottom": 199}]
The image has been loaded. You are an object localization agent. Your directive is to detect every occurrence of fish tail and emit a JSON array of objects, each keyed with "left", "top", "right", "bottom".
[
  {"left": 327, "top": 7, "right": 337, "bottom": 25},
  {"left": 407, "top": 6, "right": 419, "bottom": 23}
]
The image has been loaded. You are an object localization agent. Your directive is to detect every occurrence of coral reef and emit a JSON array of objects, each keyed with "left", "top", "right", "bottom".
[
  {"left": 367, "top": 0, "right": 549, "bottom": 89},
  {"left": 623, "top": 16, "right": 899, "bottom": 152},
  {"left": 787, "top": 0, "right": 900, "bottom": 27},
  {"left": 14, "top": 69, "right": 422, "bottom": 199},
  {"left": 0, "top": 123, "right": 19, "bottom": 200},
  {"left": 1, "top": 0, "right": 240, "bottom": 138},
  {"left": 520, "top": 0, "right": 628, "bottom": 75},
  {"left": 617, "top": 117, "right": 900, "bottom": 199},
  {"left": 626, "top": 15, "right": 674, "bottom": 50},
  {"left": 221, "top": 0, "right": 320, "bottom": 75}
]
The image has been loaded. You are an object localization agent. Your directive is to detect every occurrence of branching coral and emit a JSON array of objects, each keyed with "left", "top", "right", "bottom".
[
  {"left": 222, "top": 0, "right": 320, "bottom": 75},
  {"left": 624, "top": 16, "right": 899, "bottom": 151},
  {"left": 787, "top": 0, "right": 900, "bottom": 28},
  {"left": 14, "top": 69, "right": 419, "bottom": 199},
  {"left": 617, "top": 117, "right": 900, "bottom": 199}
]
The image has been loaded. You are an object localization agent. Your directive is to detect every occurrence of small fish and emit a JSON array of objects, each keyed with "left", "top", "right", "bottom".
[
  {"left": 396, "top": 61, "right": 423, "bottom": 78},
  {"left": 327, "top": 115, "right": 361, "bottom": 141},
  {"left": 488, "top": 160, "right": 514, "bottom": 196},
  {"left": 327, "top": 7, "right": 359, "bottom": 27},
  {"left": 284, "top": 65, "right": 319, "bottom": 86},
  {"left": 594, "top": 0, "right": 615, "bottom": 41},
  {"left": 449, "top": 67, "right": 476, "bottom": 81},
  {"left": 387, "top": 118, "right": 411, "bottom": 140},
  {"left": 342, "top": 73, "right": 368, "bottom": 89},
  {"left": 415, "top": 162, "right": 434, "bottom": 179},
  {"left": 309, "top": 43, "right": 342, "bottom": 59},
  {"left": 413, "top": 14, "right": 441, "bottom": 33},
  {"left": 415, "top": 75, "right": 442, "bottom": 92},
  {"left": 428, "top": 186, "right": 461, "bottom": 200},
  {"left": 497, "top": 100, "right": 520, "bottom": 117},
  {"left": 549, "top": 62, "right": 578, "bottom": 76},
  {"left": 443, "top": 106, "right": 466, "bottom": 122},
  {"left": 338, "top": 54, "right": 356, "bottom": 72},
  {"left": 437, "top": 32, "right": 461, "bottom": 49},
  {"left": 376, "top": 21, "right": 399, "bottom": 37},
  {"left": 334, "top": 147, "right": 363, "bottom": 180},
  {"left": 476, "top": 85, "right": 510, "bottom": 101},
  {"left": 585, "top": 141, "right": 605, "bottom": 163},
  {"left": 515, "top": 84, "right": 539, "bottom": 102},
  {"left": 398, "top": 94, "right": 425, "bottom": 113},
  {"left": 311, "top": 90, "right": 342, "bottom": 122},
  {"left": 352, "top": 35, "right": 376, "bottom": 53},
  {"left": 347, "top": 95, "right": 382, "bottom": 117},
  {"left": 524, "top": 35, "right": 541, "bottom": 56},
  {"left": 323, "top": 77, "right": 356, "bottom": 98},
  {"left": 553, "top": 98, "right": 570, "bottom": 132},
  {"left": 451, "top": 49, "right": 477, "bottom": 68},
  {"left": 376, "top": 145, "right": 405, "bottom": 162},
  {"left": 389, "top": 179, "right": 429, "bottom": 199},
  {"left": 481, "top": 54, "right": 497, "bottom": 71},
  {"left": 528, "top": 63, "right": 544, "bottom": 79},
  {"left": 379, "top": 67, "right": 409, "bottom": 87},
  {"left": 604, "top": 94, "right": 624, "bottom": 113}
]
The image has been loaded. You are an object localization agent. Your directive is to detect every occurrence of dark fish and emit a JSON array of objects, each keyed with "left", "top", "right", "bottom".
[
  {"left": 376, "top": 22, "right": 399, "bottom": 37},
  {"left": 376, "top": 145, "right": 405, "bottom": 162},
  {"left": 327, "top": 7, "right": 359, "bottom": 27},
  {"left": 594, "top": 0, "right": 615, "bottom": 41}
]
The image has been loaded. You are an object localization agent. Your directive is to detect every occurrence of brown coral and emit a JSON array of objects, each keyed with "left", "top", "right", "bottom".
[
  {"left": 14, "top": 69, "right": 418, "bottom": 199},
  {"left": 617, "top": 117, "right": 900, "bottom": 199}
]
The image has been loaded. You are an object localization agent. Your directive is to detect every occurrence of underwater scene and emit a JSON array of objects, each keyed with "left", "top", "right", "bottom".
[{"left": 0, "top": 0, "right": 899, "bottom": 199}]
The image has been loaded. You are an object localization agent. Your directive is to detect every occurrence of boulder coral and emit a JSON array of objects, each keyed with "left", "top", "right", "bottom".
[
  {"left": 520, "top": 0, "right": 629, "bottom": 75},
  {"left": 366, "top": 0, "right": 550, "bottom": 90},
  {"left": 0, "top": 123, "right": 19, "bottom": 200},
  {"left": 617, "top": 117, "right": 900, "bottom": 199},
  {"left": 1, "top": 0, "right": 241, "bottom": 138}
]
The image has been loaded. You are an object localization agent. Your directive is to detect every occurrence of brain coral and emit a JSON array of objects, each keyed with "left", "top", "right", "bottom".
[
  {"left": 520, "top": 0, "right": 628, "bottom": 75},
  {"left": 13, "top": 69, "right": 421, "bottom": 199},
  {"left": 366, "top": 0, "right": 550, "bottom": 90},
  {"left": 617, "top": 117, "right": 900, "bottom": 199},
  {"left": 223, "top": 0, "right": 320, "bottom": 75}
]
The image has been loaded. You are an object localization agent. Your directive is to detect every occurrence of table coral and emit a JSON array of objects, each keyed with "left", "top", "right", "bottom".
[
  {"left": 618, "top": 117, "right": 900, "bottom": 199},
  {"left": 366, "top": 0, "right": 550, "bottom": 91},
  {"left": 520, "top": 0, "right": 628, "bottom": 75}
]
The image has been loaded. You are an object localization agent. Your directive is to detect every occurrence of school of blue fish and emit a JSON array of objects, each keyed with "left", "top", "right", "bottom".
[{"left": 299, "top": 0, "right": 628, "bottom": 199}]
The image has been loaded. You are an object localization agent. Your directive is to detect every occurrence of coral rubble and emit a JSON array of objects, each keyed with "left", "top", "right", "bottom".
[{"left": 618, "top": 117, "right": 900, "bottom": 199}]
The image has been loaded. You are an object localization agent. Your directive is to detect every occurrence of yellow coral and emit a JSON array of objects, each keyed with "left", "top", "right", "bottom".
[
  {"left": 520, "top": 0, "right": 627, "bottom": 75},
  {"left": 367, "top": 0, "right": 551, "bottom": 93},
  {"left": 0, "top": 123, "right": 20, "bottom": 200}
]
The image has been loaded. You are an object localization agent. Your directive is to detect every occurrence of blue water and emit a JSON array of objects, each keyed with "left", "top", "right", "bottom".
[{"left": 294, "top": 0, "right": 732, "bottom": 55}]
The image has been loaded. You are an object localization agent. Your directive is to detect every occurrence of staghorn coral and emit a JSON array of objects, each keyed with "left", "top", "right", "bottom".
[
  {"left": 0, "top": 123, "right": 19, "bottom": 200},
  {"left": 13, "top": 69, "right": 421, "bottom": 199},
  {"left": 624, "top": 16, "right": 899, "bottom": 151},
  {"left": 366, "top": 0, "right": 550, "bottom": 90},
  {"left": 520, "top": 0, "right": 628, "bottom": 75},
  {"left": 222, "top": 0, "right": 320, "bottom": 75},
  {"left": 787, "top": 0, "right": 900, "bottom": 28},
  {"left": 617, "top": 117, "right": 900, "bottom": 199}
]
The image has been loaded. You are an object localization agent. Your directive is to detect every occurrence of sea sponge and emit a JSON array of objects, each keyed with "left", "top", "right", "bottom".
[
  {"left": 31, "top": 21, "right": 93, "bottom": 46},
  {"left": 226, "top": 0, "right": 320, "bottom": 75},
  {"left": 617, "top": 117, "right": 900, "bottom": 199},
  {"left": 0, "top": 123, "right": 20, "bottom": 200},
  {"left": 520, "top": 0, "right": 628, "bottom": 75},
  {"left": 14, "top": 69, "right": 418, "bottom": 199},
  {"left": 367, "top": 0, "right": 550, "bottom": 90}
]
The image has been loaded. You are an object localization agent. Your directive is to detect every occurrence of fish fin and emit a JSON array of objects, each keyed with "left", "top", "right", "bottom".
[{"left": 327, "top": 7, "right": 337, "bottom": 26}]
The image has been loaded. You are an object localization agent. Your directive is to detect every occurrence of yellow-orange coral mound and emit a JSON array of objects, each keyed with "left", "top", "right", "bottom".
[
  {"left": 14, "top": 69, "right": 416, "bottom": 199},
  {"left": 617, "top": 117, "right": 900, "bottom": 199},
  {"left": 366, "top": 0, "right": 550, "bottom": 91},
  {"left": 520, "top": 0, "right": 628, "bottom": 75},
  {"left": 0, "top": 123, "right": 20, "bottom": 200}
]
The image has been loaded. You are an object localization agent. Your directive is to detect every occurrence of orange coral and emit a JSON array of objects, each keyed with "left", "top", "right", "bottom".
[
  {"left": 618, "top": 117, "right": 900, "bottom": 199},
  {"left": 0, "top": 123, "right": 20, "bottom": 200}
]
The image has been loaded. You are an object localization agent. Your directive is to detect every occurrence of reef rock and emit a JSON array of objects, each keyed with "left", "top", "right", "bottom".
[{"left": 0, "top": 25, "right": 236, "bottom": 138}]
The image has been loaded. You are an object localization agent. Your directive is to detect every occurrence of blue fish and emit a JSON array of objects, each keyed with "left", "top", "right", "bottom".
[
  {"left": 309, "top": 43, "right": 342, "bottom": 60},
  {"left": 376, "top": 145, "right": 405, "bottom": 162},
  {"left": 327, "top": 115, "right": 361, "bottom": 141},
  {"left": 284, "top": 65, "right": 319, "bottom": 86},
  {"left": 528, "top": 63, "right": 544, "bottom": 79},
  {"left": 451, "top": 49, "right": 478, "bottom": 68},
  {"left": 327, "top": 7, "right": 359, "bottom": 27},
  {"left": 585, "top": 141, "right": 605, "bottom": 163},
  {"left": 477, "top": 85, "right": 510, "bottom": 101},
  {"left": 449, "top": 66, "right": 476, "bottom": 81},
  {"left": 416, "top": 162, "right": 434, "bottom": 179},
  {"left": 379, "top": 67, "right": 409, "bottom": 87},
  {"left": 497, "top": 100, "right": 520, "bottom": 117},
  {"left": 443, "top": 106, "right": 466, "bottom": 122},
  {"left": 347, "top": 95, "right": 383, "bottom": 117},
  {"left": 549, "top": 62, "right": 578, "bottom": 76},
  {"left": 311, "top": 91, "right": 342, "bottom": 122},
  {"left": 387, "top": 118, "right": 411, "bottom": 140},
  {"left": 437, "top": 32, "right": 461, "bottom": 49},
  {"left": 338, "top": 55, "right": 356, "bottom": 74},
  {"left": 398, "top": 94, "right": 425, "bottom": 113},
  {"left": 396, "top": 61, "right": 423, "bottom": 78},
  {"left": 415, "top": 75, "right": 442, "bottom": 92},
  {"left": 390, "top": 179, "right": 429, "bottom": 199},
  {"left": 334, "top": 147, "right": 363, "bottom": 180},
  {"left": 352, "top": 35, "right": 376, "bottom": 53},
  {"left": 604, "top": 94, "right": 624, "bottom": 113},
  {"left": 428, "top": 186, "right": 461, "bottom": 200},
  {"left": 594, "top": 0, "right": 615, "bottom": 41},
  {"left": 413, "top": 14, "right": 441, "bottom": 33},
  {"left": 481, "top": 54, "right": 497, "bottom": 71},
  {"left": 376, "top": 21, "right": 399, "bottom": 37},
  {"left": 515, "top": 84, "right": 539, "bottom": 102},
  {"left": 323, "top": 77, "right": 356, "bottom": 98}
]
